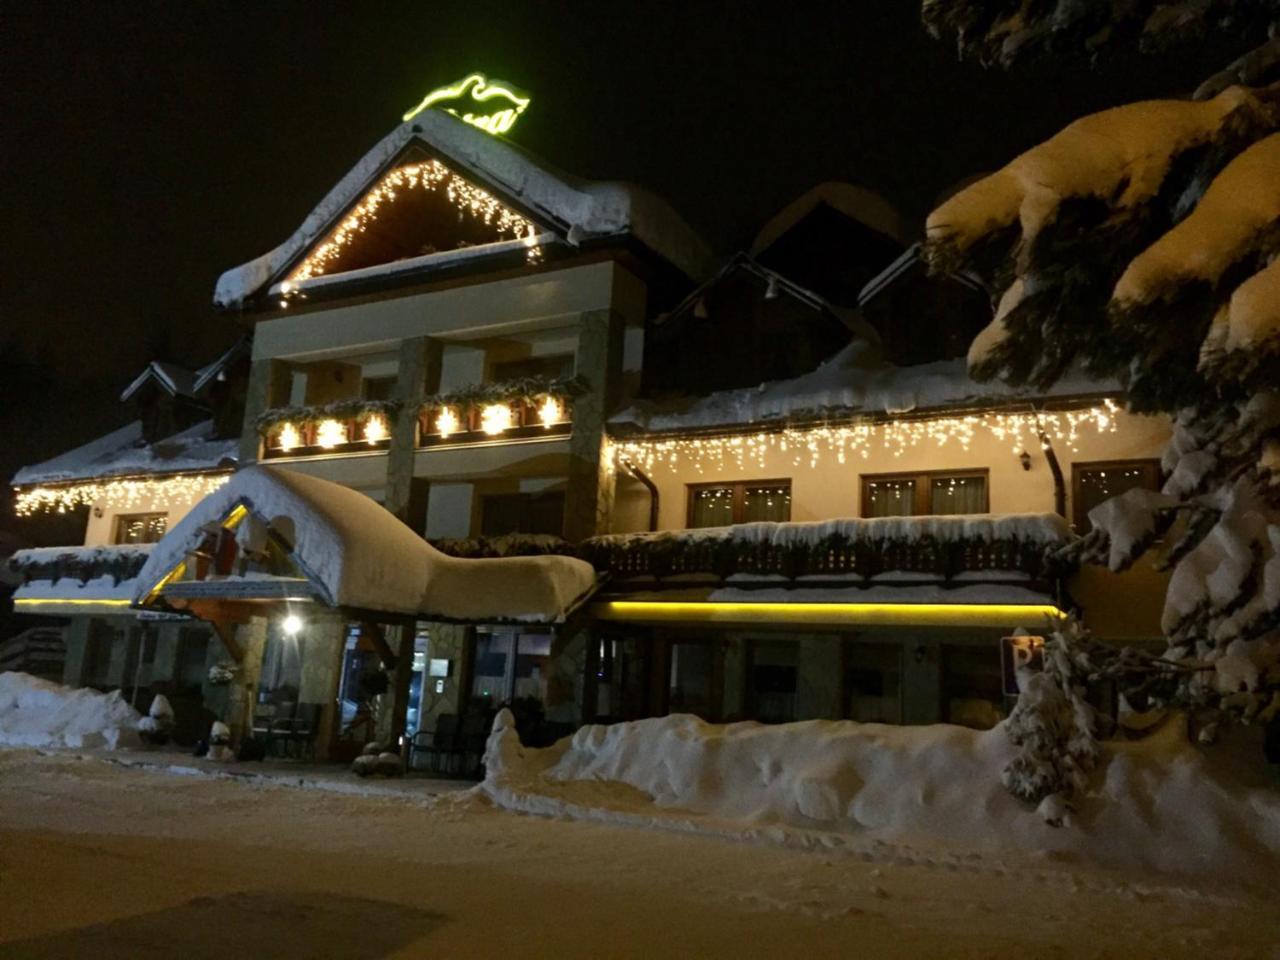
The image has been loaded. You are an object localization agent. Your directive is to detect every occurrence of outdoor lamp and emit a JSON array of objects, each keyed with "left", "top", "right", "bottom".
[{"left": 282, "top": 614, "right": 303, "bottom": 636}]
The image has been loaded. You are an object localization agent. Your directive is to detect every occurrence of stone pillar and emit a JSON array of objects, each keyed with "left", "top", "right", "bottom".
[
  {"left": 61, "top": 618, "right": 92, "bottom": 687},
  {"left": 149, "top": 623, "right": 182, "bottom": 686},
  {"left": 417, "top": 623, "right": 471, "bottom": 731},
  {"left": 546, "top": 630, "right": 588, "bottom": 725},
  {"left": 563, "top": 309, "right": 625, "bottom": 542},
  {"left": 238, "top": 357, "right": 292, "bottom": 465},
  {"left": 218, "top": 618, "right": 268, "bottom": 740},
  {"left": 104, "top": 620, "right": 135, "bottom": 690},
  {"left": 796, "top": 635, "right": 843, "bottom": 720},
  {"left": 901, "top": 639, "right": 943, "bottom": 725},
  {"left": 385, "top": 337, "right": 443, "bottom": 530},
  {"left": 299, "top": 614, "right": 346, "bottom": 760},
  {"left": 376, "top": 619, "right": 417, "bottom": 748}
]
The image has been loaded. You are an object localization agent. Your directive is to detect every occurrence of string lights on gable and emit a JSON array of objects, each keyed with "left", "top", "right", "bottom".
[
  {"left": 611, "top": 401, "right": 1120, "bottom": 474},
  {"left": 14, "top": 473, "right": 232, "bottom": 517},
  {"left": 280, "top": 158, "right": 543, "bottom": 304}
]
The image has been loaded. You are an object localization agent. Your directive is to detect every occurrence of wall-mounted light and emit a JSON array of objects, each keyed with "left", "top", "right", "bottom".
[
  {"left": 1019, "top": 450, "right": 1032, "bottom": 471},
  {"left": 282, "top": 614, "right": 303, "bottom": 636}
]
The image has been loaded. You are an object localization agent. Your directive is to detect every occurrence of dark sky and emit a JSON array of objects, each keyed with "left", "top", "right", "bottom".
[{"left": 0, "top": 1, "right": 1249, "bottom": 542}]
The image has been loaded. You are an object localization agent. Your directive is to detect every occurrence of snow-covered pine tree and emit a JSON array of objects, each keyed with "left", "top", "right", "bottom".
[
  {"left": 922, "top": 0, "right": 1278, "bottom": 79},
  {"left": 919, "top": 20, "right": 1280, "bottom": 776}
]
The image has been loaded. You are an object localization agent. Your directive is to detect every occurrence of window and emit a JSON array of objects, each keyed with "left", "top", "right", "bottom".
[
  {"left": 480, "top": 491, "right": 565, "bottom": 537},
  {"left": 113, "top": 513, "right": 167, "bottom": 544},
  {"left": 490, "top": 354, "right": 574, "bottom": 383},
  {"left": 470, "top": 628, "right": 553, "bottom": 705},
  {"left": 1072, "top": 460, "right": 1161, "bottom": 532},
  {"left": 687, "top": 480, "right": 791, "bottom": 528},
  {"left": 861, "top": 470, "right": 987, "bottom": 518},
  {"left": 362, "top": 375, "right": 397, "bottom": 401}
]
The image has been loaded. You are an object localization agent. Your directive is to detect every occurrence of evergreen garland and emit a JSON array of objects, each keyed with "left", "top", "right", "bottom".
[
  {"left": 420, "top": 374, "right": 587, "bottom": 412},
  {"left": 256, "top": 398, "right": 402, "bottom": 435}
]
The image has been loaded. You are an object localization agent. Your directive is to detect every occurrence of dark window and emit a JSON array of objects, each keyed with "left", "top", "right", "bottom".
[
  {"left": 687, "top": 480, "right": 791, "bottom": 528},
  {"left": 176, "top": 628, "right": 210, "bottom": 690},
  {"left": 84, "top": 619, "right": 117, "bottom": 687},
  {"left": 362, "top": 375, "right": 397, "bottom": 401},
  {"left": 942, "top": 644, "right": 1006, "bottom": 730},
  {"left": 480, "top": 492, "right": 565, "bottom": 537},
  {"left": 113, "top": 513, "right": 168, "bottom": 544},
  {"left": 845, "top": 643, "right": 902, "bottom": 723},
  {"left": 1072, "top": 460, "right": 1162, "bottom": 532},
  {"left": 861, "top": 470, "right": 988, "bottom": 518},
  {"left": 490, "top": 354, "right": 574, "bottom": 383}
]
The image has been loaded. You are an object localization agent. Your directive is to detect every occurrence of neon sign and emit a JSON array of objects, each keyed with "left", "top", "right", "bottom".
[{"left": 402, "top": 73, "right": 531, "bottom": 134}]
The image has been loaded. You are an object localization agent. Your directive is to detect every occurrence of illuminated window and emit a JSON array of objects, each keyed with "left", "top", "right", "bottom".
[
  {"left": 113, "top": 512, "right": 168, "bottom": 544},
  {"left": 1072, "top": 460, "right": 1161, "bottom": 532},
  {"left": 861, "top": 470, "right": 988, "bottom": 518},
  {"left": 687, "top": 481, "right": 792, "bottom": 528}
]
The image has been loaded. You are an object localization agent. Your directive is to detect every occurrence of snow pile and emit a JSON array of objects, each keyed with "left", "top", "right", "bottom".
[
  {"left": 0, "top": 672, "right": 141, "bottom": 750},
  {"left": 214, "top": 109, "right": 711, "bottom": 308},
  {"left": 482, "top": 710, "right": 1280, "bottom": 881},
  {"left": 133, "top": 465, "right": 596, "bottom": 623}
]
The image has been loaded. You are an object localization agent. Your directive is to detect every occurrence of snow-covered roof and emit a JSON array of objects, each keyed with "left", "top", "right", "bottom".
[
  {"left": 214, "top": 110, "right": 713, "bottom": 309},
  {"left": 11, "top": 420, "right": 238, "bottom": 487},
  {"left": 120, "top": 361, "right": 199, "bottom": 403},
  {"left": 11, "top": 544, "right": 152, "bottom": 615},
  {"left": 133, "top": 466, "right": 597, "bottom": 623},
  {"left": 611, "top": 340, "right": 1121, "bottom": 433},
  {"left": 751, "top": 181, "right": 916, "bottom": 255}
]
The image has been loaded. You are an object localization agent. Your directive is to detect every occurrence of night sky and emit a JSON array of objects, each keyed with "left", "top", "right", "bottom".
[{"left": 0, "top": 1, "right": 1248, "bottom": 544}]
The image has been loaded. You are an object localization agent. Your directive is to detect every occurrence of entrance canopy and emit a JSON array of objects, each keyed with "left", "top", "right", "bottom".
[{"left": 132, "top": 466, "right": 596, "bottom": 624}]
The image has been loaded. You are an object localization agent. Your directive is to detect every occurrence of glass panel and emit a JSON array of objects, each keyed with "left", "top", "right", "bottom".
[
  {"left": 513, "top": 631, "right": 552, "bottom": 704},
  {"left": 690, "top": 487, "right": 735, "bottom": 528},
  {"left": 864, "top": 478, "right": 915, "bottom": 517},
  {"left": 930, "top": 475, "right": 986, "bottom": 515},
  {"left": 845, "top": 643, "right": 902, "bottom": 723},
  {"left": 471, "top": 628, "right": 516, "bottom": 705},
  {"left": 114, "top": 513, "right": 168, "bottom": 544},
  {"left": 1077, "top": 464, "right": 1153, "bottom": 531},
  {"left": 742, "top": 485, "right": 791, "bottom": 523},
  {"left": 669, "top": 642, "right": 715, "bottom": 718},
  {"left": 942, "top": 644, "right": 1006, "bottom": 730},
  {"left": 405, "top": 629, "right": 429, "bottom": 738},
  {"left": 751, "top": 640, "right": 797, "bottom": 723}
]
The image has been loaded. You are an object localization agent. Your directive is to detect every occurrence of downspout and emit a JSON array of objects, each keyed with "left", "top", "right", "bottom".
[
  {"left": 1031, "top": 405, "right": 1067, "bottom": 520},
  {"left": 622, "top": 459, "right": 660, "bottom": 532}
]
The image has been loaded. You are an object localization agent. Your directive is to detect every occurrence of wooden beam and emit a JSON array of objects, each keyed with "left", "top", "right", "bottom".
[
  {"left": 363, "top": 621, "right": 398, "bottom": 670},
  {"left": 208, "top": 620, "right": 244, "bottom": 663}
]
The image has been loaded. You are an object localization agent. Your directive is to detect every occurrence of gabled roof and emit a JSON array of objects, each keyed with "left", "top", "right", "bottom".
[
  {"left": 134, "top": 466, "right": 597, "bottom": 624},
  {"left": 214, "top": 110, "right": 712, "bottom": 309},
  {"left": 751, "top": 182, "right": 916, "bottom": 257},
  {"left": 120, "top": 361, "right": 199, "bottom": 403},
  {"left": 119, "top": 338, "right": 249, "bottom": 403},
  {"left": 660, "top": 253, "right": 878, "bottom": 341},
  {"left": 11, "top": 420, "right": 238, "bottom": 487}
]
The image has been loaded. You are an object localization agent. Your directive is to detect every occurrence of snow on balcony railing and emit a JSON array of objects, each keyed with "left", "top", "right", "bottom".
[
  {"left": 9, "top": 544, "right": 154, "bottom": 586},
  {"left": 433, "top": 514, "right": 1076, "bottom": 584}
]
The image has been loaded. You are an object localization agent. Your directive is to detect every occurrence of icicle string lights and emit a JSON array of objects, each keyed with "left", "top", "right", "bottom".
[
  {"left": 282, "top": 159, "right": 542, "bottom": 299},
  {"left": 14, "top": 473, "right": 232, "bottom": 517},
  {"left": 611, "top": 401, "right": 1120, "bottom": 474}
]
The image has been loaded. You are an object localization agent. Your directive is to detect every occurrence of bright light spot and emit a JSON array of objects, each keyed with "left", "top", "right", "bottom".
[
  {"left": 315, "top": 419, "right": 346, "bottom": 449},
  {"left": 282, "top": 615, "right": 303, "bottom": 636},
  {"left": 436, "top": 407, "right": 460, "bottom": 438},
  {"left": 538, "top": 396, "right": 562, "bottom": 429},
  {"left": 480, "top": 404, "right": 513, "bottom": 436}
]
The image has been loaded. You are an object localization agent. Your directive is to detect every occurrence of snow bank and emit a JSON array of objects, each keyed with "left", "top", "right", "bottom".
[
  {"left": 133, "top": 465, "right": 596, "bottom": 623},
  {"left": 483, "top": 712, "right": 1280, "bottom": 882},
  {"left": 0, "top": 672, "right": 141, "bottom": 750}
]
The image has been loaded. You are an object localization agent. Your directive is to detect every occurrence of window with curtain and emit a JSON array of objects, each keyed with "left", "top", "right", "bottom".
[
  {"left": 687, "top": 480, "right": 791, "bottom": 528},
  {"left": 861, "top": 471, "right": 988, "bottom": 517},
  {"left": 1072, "top": 460, "right": 1161, "bottom": 532}
]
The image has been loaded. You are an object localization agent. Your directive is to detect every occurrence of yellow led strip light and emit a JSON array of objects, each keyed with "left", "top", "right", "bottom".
[
  {"left": 402, "top": 73, "right": 531, "bottom": 133},
  {"left": 594, "top": 600, "right": 1066, "bottom": 628}
]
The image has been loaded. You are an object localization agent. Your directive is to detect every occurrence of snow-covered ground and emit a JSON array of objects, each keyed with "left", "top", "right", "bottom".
[{"left": 1, "top": 735, "right": 1277, "bottom": 957}]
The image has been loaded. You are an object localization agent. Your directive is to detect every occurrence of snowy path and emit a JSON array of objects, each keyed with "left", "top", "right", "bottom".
[{"left": 0, "top": 748, "right": 1275, "bottom": 959}]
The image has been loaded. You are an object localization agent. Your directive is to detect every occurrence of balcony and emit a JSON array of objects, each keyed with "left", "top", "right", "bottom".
[
  {"left": 259, "top": 376, "right": 581, "bottom": 460},
  {"left": 433, "top": 513, "right": 1077, "bottom": 589}
]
